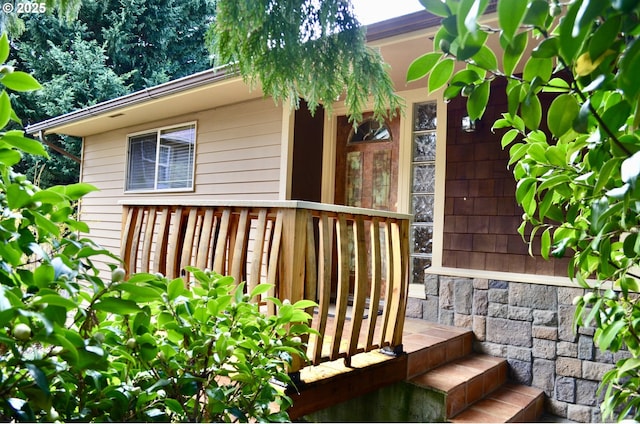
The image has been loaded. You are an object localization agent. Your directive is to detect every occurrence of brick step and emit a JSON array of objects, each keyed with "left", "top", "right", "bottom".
[
  {"left": 450, "top": 383, "right": 545, "bottom": 423},
  {"left": 409, "top": 353, "right": 509, "bottom": 418},
  {"left": 402, "top": 319, "right": 475, "bottom": 379}
]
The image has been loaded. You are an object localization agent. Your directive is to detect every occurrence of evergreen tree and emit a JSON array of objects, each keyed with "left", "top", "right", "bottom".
[{"left": 9, "top": 0, "right": 215, "bottom": 186}]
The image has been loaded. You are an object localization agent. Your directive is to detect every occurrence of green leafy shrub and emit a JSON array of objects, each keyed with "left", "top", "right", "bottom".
[
  {"left": 413, "top": 0, "right": 640, "bottom": 420},
  {"left": 0, "top": 32, "right": 313, "bottom": 422}
]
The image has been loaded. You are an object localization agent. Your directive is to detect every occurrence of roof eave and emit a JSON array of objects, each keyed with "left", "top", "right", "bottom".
[{"left": 25, "top": 65, "right": 235, "bottom": 136}]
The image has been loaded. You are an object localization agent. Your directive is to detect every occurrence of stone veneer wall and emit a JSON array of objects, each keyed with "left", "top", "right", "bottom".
[{"left": 407, "top": 274, "right": 631, "bottom": 423}]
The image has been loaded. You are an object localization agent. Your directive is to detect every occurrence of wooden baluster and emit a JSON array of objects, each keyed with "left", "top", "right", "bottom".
[
  {"left": 127, "top": 207, "right": 145, "bottom": 275},
  {"left": 140, "top": 207, "right": 157, "bottom": 273},
  {"left": 230, "top": 208, "right": 250, "bottom": 286},
  {"left": 347, "top": 215, "right": 367, "bottom": 359},
  {"left": 312, "top": 212, "right": 332, "bottom": 363},
  {"left": 180, "top": 208, "right": 199, "bottom": 283},
  {"left": 248, "top": 208, "right": 268, "bottom": 297},
  {"left": 364, "top": 217, "right": 382, "bottom": 350},
  {"left": 167, "top": 207, "right": 184, "bottom": 279},
  {"left": 153, "top": 206, "right": 171, "bottom": 276},
  {"left": 389, "top": 219, "right": 409, "bottom": 349},
  {"left": 383, "top": 220, "right": 407, "bottom": 346},
  {"left": 120, "top": 206, "right": 137, "bottom": 276},
  {"left": 378, "top": 220, "right": 394, "bottom": 347},
  {"left": 302, "top": 212, "right": 318, "bottom": 360},
  {"left": 213, "top": 208, "right": 231, "bottom": 274},
  {"left": 330, "top": 213, "right": 349, "bottom": 361},
  {"left": 196, "top": 208, "right": 215, "bottom": 270},
  {"left": 266, "top": 210, "right": 284, "bottom": 316}
]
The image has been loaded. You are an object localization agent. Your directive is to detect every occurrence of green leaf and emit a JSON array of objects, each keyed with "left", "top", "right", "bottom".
[
  {"left": 428, "top": 58, "right": 455, "bottom": 93},
  {"left": 503, "top": 32, "right": 528, "bottom": 76},
  {"left": 115, "top": 282, "right": 163, "bottom": 301},
  {"left": 0, "top": 91, "right": 10, "bottom": 129},
  {"left": 590, "top": 197, "right": 609, "bottom": 233},
  {"left": 1, "top": 71, "right": 42, "bottom": 92},
  {"left": 595, "top": 158, "right": 622, "bottom": 194},
  {"left": 574, "top": 0, "right": 606, "bottom": 39},
  {"left": 500, "top": 129, "right": 520, "bottom": 148},
  {"left": 471, "top": 45, "right": 498, "bottom": 71},
  {"left": 6, "top": 183, "right": 31, "bottom": 209},
  {"left": 49, "top": 182, "right": 99, "bottom": 200},
  {"left": 0, "top": 148, "right": 21, "bottom": 166},
  {"left": 521, "top": 94, "right": 542, "bottom": 130},
  {"left": 523, "top": 57, "right": 553, "bottom": 84},
  {"left": 617, "top": 358, "right": 640, "bottom": 377},
  {"left": 515, "top": 177, "right": 537, "bottom": 216},
  {"left": 31, "top": 190, "right": 65, "bottom": 205},
  {"left": 545, "top": 146, "right": 566, "bottom": 167},
  {"left": 419, "top": 0, "right": 451, "bottom": 17},
  {"left": 33, "top": 264, "right": 54, "bottom": 287},
  {"left": 600, "top": 100, "right": 631, "bottom": 139},
  {"left": 597, "top": 320, "right": 626, "bottom": 351},
  {"left": 165, "top": 398, "right": 185, "bottom": 415},
  {"left": 250, "top": 283, "right": 274, "bottom": 299},
  {"left": 522, "top": 0, "right": 549, "bottom": 28},
  {"left": 558, "top": 0, "right": 590, "bottom": 64},
  {"left": 623, "top": 232, "right": 639, "bottom": 258},
  {"left": 547, "top": 94, "right": 580, "bottom": 138},
  {"left": 498, "top": 0, "right": 527, "bottom": 43},
  {"left": 2, "top": 132, "right": 48, "bottom": 157},
  {"left": 542, "top": 77, "right": 570, "bottom": 93},
  {"left": 541, "top": 228, "right": 551, "bottom": 260},
  {"left": 94, "top": 297, "right": 141, "bottom": 315},
  {"left": 25, "top": 363, "right": 50, "bottom": 395},
  {"left": 292, "top": 299, "right": 317, "bottom": 309},
  {"left": 168, "top": 278, "right": 186, "bottom": 301},
  {"left": 532, "top": 37, "right": 559, "bottom": 58},
  {"left": 589, "top": 16, "right": 620, "bottom": 60},
  {"left": 538, "top": 174, "right": 571, "bottom": 192},
  {"left": 32, "top": 294, "right": 78, "bottom": 310},
  {"left": 0, "top": 33, "right": 9, "bottom": 64},
  {"left": 621, "top": 151, "right": 640, "bottom": 185},
  {"left": 467, "top": 80, "right": 490, "bottom": 120},
  {"left": 52, "top": 332, "right": 79, "bottom": 364},
  {"left": 407, "top": 52, "right": 442, "bottom": 83}
]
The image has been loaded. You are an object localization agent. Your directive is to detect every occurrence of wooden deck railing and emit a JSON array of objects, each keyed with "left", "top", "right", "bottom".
[{"left": 120, "top": 200, "right": 411, "bottom": 372}]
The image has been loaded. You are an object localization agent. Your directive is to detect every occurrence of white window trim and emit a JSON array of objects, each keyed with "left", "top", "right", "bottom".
[{"left": 125, "top": 121, "right": 197, "bottom": 194}]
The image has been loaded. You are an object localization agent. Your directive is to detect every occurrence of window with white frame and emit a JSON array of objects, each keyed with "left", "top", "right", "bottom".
[
  {"left": 126, "top": 123, "right": 196, "bottom": 192},
  {"left": 410, "top": 102, "right": 436, "bottom": 285}
]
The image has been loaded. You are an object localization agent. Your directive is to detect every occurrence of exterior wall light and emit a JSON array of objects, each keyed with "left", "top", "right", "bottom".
[{"left": 461, "top": 115, "right": 478, "bottom": 132}]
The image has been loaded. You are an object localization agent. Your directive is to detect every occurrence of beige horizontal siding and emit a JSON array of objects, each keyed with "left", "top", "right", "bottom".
[{"left": 78, "top": 98, "right": 284, "bottom": 267}]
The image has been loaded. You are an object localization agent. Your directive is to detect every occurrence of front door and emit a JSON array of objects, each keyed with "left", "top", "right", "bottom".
[{"left": 335, "top": 113, "right": 400, "bottom": 212}]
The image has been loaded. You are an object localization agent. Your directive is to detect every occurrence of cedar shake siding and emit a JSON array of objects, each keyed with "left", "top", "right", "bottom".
[{"left": 442, "top": 83, "right": 571, "bottom": 277}]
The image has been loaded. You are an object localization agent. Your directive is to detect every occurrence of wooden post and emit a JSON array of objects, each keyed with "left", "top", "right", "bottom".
[
  {"left": 279, "top": 207, "right": 308, "bottom": 373},
  {"left": 279, "top": 208, "right": 308, "bottom": 304}
]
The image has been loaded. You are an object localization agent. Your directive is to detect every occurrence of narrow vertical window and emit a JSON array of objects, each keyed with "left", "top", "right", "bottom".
[{"left": 410, "top": 102, "right": 437, "bottom": 285}]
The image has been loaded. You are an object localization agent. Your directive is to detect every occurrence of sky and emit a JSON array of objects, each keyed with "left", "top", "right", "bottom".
[{"left": 350, "top": 0, "right": 425, "bottom": 25}]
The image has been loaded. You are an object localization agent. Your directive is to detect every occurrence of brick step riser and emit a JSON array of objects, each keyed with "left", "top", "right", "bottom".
[
  {"left": 410, "top": 356, "right": 509, "bottom": 418},
  {"left": 406, "top": 332, "right": 474, "bottom": 379}
]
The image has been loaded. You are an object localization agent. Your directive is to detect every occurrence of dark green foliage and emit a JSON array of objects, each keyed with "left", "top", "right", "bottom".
[
  {"left": 413, "top": 0, "right": 640, "bottom": 420},
  {"left": 209, "top": 0, "right": 402, "bottom": 124},
  {"left": 0, "top": 38, "right": 313, "bottom": 422},
  {"left": 6, "top": 0, "right": 215, "bottom": 187}
]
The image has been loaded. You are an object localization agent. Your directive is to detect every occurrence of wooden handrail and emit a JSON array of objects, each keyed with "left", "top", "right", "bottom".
[{"left": 120, "top": 201, "right": 411, "bottom": 372}]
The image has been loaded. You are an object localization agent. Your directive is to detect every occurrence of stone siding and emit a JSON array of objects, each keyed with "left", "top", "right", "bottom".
[{"left": 405, "top": 274, "right": 630, "bottom": 422}]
